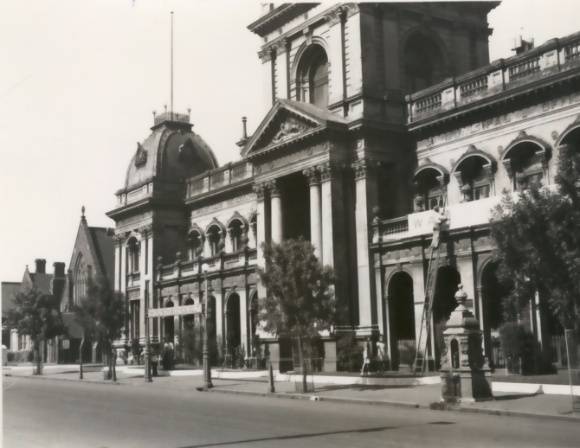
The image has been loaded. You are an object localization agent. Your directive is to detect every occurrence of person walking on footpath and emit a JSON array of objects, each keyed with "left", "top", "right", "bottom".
[{"left": 360, "top": 339, "right": 371, "bottom": 376}]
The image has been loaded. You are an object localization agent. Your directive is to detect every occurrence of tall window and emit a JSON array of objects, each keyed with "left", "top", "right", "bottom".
[
  {"left": 296, "top": 45, "right": 329, "bottom": 108},
  {"left": 228, "top": 220, "right": 244, "bottom": 253},
  {"left": 73, "top": 255, "right": 85, "bottom": 305},
  {"left": 404, "top": 33, "right": 447, "bottom": 93},
  {"left": 207, "top": 226, "right": 222, "bottom": 257},
  {"left": 187, "top": 230, "right": 203, "bottom": 261},
  {"left": 127, "top": 238, "right": 140, "bottom": 273}
]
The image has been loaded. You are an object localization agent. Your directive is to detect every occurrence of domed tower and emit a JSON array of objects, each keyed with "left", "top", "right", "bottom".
[{"left": 107, "top": 111, "right": 218, "bottom": 348}]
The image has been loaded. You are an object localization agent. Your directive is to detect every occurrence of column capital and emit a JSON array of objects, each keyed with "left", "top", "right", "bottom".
[
  {"left": 253, "top": 182, "right": 267, "bottom": 201},
  {"left": 266, "top": 179, "right": 281, "bottom": 197},
  {"left": 138, "top": 224, "right": 153, "bottom": 239},
  {"left": 303, "top": 166, "right": 320, "bottom": 186},
  {"left": 319, "top": 162, "right": 338, "bottom": 182},
  {"left": 352, "top": 158, "right": 377, "bottom": 180}
]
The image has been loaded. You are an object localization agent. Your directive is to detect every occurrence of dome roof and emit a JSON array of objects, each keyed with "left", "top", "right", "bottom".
[{"left": 122, "top": 112, "right": 218, "bottom": 191}]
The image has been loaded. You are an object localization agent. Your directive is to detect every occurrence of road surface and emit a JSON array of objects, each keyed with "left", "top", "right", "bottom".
[{"left": 3, "top": 376, "right": 579, "bottom": 448}]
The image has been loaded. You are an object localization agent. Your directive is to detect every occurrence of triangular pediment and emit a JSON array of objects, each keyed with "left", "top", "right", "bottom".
[{"left": 242, "top": 99, "right": 348, "bottom": 158}]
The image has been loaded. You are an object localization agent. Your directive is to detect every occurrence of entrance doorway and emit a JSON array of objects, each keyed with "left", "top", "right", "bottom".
[
  {"left": 387, "top": 272, "right": 415, "bottom": 370},
  {"left": 164, "top": 301, "right": 175, "bottom": 344},
  {"left": 279, "top": 172, "right": 310, "bottom": 240},
  {"left": 225, "top": 293, "right": 241, "bottom": 366}
]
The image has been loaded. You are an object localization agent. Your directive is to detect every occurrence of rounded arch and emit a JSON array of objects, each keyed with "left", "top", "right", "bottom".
[
  {"left": 293, "top": 40, "right": 329, "bottom": 107},
  {"left": 556, "top": 116, "right": 580, "bottom": 147},
  {"left": 401, "top": 27, "right": 449, "bottom": 92},
  {"left": 291, "top": 37, "right": 330, "bottom": 80},
  {"left": 163, "top": 296, "right": 174, "bottom": 307},
  {"left": 226, "top": 212, "right": 249, "bottom": 230},
  {"left": 452, "top": 147, "right": 496, "bottom": 175},
  {"left": 204, "top": 218, "right": 226, "bottom": 235},
  {"left": 413, "top": 163, "right": 449, "bottom": 211},
  {"left": 501, "top": 133, "right": 551, "bottom": 190},
  {"left": 386, "top": 270, "right": 416, "bottom": 370},
  {"left": 187, "top": 224, "right": 205, "bottom": 260}
]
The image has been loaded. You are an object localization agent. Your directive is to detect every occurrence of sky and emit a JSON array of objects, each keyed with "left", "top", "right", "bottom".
[{"left": 0, "top": 0, "right": 579, "bottom": 283}]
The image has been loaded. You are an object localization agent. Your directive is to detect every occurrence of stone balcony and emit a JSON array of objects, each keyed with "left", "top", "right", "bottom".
[
  {"left": 375, "top": 196, "right": 502, "bottom": 244},
  {"left": 406, "top": 31, "right": 580, "bottom": 126},
  {"left": 186, "top": 161, "right": 254, "bottom": 199}
]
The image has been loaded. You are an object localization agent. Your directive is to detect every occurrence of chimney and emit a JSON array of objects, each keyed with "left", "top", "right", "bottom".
[
  {"left": 53, "top": 262, "right": 65, "bottom": 278},
  {"left": 35, "top": 258, "right": 46, "bottom": 274},
  {"left": 512, "top": 36, "right": 534, "bottom": 55}
]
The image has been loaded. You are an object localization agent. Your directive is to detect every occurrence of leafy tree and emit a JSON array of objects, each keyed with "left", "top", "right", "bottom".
[
  {"left": 491, "top": 145, "right": 580, "bottom": 334},
  {"left": 7, "top": 287, "right": 66, "bottom": 375},
  {"left": 73, "top": 276, "right": 126, "bottom": 381},
  {"left": 258, "top": 238, "right": 335, "bottom": 391}
]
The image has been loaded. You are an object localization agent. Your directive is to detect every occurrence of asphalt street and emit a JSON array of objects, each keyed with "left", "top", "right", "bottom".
[{"left": 3, "top": 376, "right": 579, "bottom": 448}]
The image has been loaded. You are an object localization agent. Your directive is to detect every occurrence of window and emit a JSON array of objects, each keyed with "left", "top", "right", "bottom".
[
  {"left": 296, "top": 44, "right": 329, "bottom": 108},
  {"left": 73, "top": 255, "right": 85, "bottom": 305},
  {"left": 413, "top": 168, "right": 447, "bottom": 211},
  {"left": 454, "top": 155, "right": 493, "bottom": 202},
  {"left": 228, "top": 220, "right": 244, "bottom": 253},
  {"left": 502, "top": 141, "right": 547, "bottom": 191},
  {"left": 187, "top": 230, "right": 203, "bottom": 261},
  {"left": 207, "top": 226, "right": 222, "bottom": 257},
  {"left": 404, "top": 33, "right": 447, "bottom": 93},
  {"left": 127, "top": 238, "right": 140, "bottom": 273}
]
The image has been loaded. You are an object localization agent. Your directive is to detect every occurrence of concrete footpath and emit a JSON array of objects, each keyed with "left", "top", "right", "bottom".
[{"left": 4, "top": 365, "right": 579, "bottom": 422}]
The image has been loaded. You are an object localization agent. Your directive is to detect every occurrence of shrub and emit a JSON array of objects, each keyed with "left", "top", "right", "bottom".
[
  {"left": 336, "top": 333, "right": 362, "bottom": 372},
  {"left": 499, "top": 322, "right": 535, "bottom": 374},
  {"left": 398, "top": 340, "right": 417, "bottom": 370}
]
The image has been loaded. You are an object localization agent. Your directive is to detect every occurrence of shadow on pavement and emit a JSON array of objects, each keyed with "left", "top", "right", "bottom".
[{"left": 176, "top": 421, "right": 455, "bottom": 448}]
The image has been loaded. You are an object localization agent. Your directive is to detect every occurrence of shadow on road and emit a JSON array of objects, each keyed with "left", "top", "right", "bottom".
[{"left": 176, "top": 421, "right": 455, "bottom": 448}]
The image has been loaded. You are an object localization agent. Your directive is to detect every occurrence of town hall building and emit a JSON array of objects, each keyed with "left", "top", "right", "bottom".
[{"left": 107, "top": 2, "right": 580, "bottom": 371}]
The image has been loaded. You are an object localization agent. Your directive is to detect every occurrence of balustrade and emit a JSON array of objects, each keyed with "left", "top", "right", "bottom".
[{"left": 407, "top": 32, "right": 580, "bottom": 123}]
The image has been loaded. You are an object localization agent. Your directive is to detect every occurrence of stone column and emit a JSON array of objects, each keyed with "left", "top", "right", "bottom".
[
  {"left": 214, "top": 292, "right": 224, "bottom": 357},
  {"left": 239, "top": 289, "right": 248, "bottom": 358},
  {"left": 138, "top": 231, "right": 148, "bottom": 344},
  {"left": 304, "top": 167, "right": 322, "bottom": 258},
  {"left": 319, "top": 163, "right": 335, "bottom": 267},
  {"left": 270, "top": 180, "right": 283, "bottom": 243},
  {"left": 352, "top": 157, "right": 379, "bottom": 335},
  {"left": 254, "top": 183, "right": 267, "bottom": 299}
]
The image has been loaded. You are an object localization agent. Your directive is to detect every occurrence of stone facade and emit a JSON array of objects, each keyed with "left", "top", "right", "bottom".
[{"left": 108, "top": 2, "right": 580, "bottom": 372}]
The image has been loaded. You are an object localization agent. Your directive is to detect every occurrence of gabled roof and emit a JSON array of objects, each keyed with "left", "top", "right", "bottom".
[{"left": 241, "top": 99, "right": 348, "bottom": 159}]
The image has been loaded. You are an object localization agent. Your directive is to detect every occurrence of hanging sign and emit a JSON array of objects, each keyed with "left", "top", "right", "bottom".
[{"left": 148, "top": 303, "right": 202, "bottom": 318}]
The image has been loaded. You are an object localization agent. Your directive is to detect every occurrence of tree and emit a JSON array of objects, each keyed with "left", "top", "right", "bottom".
[
  {"left": 491, "top": 145, "right": 580, "bottom": 335},
  {"left": 7, "top": 287, "right": 66, "bottom": 375},
  {"left": 73, "top": 276, "right": 126, "bottom": 381},
  {"left": 258, "top": 238, "right": 335, "bottom": 392}
]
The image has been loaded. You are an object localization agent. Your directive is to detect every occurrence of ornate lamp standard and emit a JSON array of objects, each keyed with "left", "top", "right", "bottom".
[{"left": 202, "top": 263, "right": 213, "bottom": 390}]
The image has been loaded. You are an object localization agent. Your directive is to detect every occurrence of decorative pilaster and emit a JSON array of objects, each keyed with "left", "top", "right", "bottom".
[
  {"left": 319, "top": 162, "right": 336, "bottom": 267},
  {"left": 268, "top": 180, "right": 283, "bottom": 244},
  {"left": 351, "top": 156, "right": 379, "bottom": 335}
]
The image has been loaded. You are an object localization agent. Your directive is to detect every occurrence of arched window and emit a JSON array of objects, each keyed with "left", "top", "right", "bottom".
[
  {"left": 502, "top": 139, "right": 549, "bottom": 191},
  {"left": 296, "top": 44, "right": 329, "bottom": 108},
  {"left": 206, "top": 225, "right": 222, "bottom": 257},
  {"left": 187, "top": 230, "right": 203, "bottom": 261},
  {"left": 228, "top": 219, "right": 244, "bottom": 253},
  {"left": 127, "top": 237, "right": 140, "bottom": 273},
  {"left": 453, "top": 154, "right": 494, "bottom": 202},
  {"left": 413, "top": 167, "right": 447, "bottom": 211},
  {"left": 403, "top": 32, "right": 447, "bottom": 92},
  {"left": 73, "top": 255, "right": 85, "bottom": 305}
]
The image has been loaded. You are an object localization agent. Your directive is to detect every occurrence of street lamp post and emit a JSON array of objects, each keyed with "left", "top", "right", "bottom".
[
  {"left": 202, "top": 263, "right": 213, "bottom": 390},
  {"left": 144, "top": 286, "right": 152, "bottom": 383}
]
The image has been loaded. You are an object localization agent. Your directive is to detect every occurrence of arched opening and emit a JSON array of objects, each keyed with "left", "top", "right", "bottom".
[
  {"left": 450, "top": 339, "right": 460, "bottom": 369},
  {"left": 187, "top": 230, "right": 203, "bottom": 261},
  {"left": 481, "top": 262, "right": 511, "bottom": 368},
  {"left": 413, "top": 168, "right": 446, "bottom": 211},
  {"left": 206, "top": 225, "right": 222, "bottom": 257},
  {"left": 454, "top": 155, "right": 493, "bottom": 202},
  {"left": 225, "top": 293, "right": 241, "bottom": 366},
  {"left": 387, "top": 272, "right": 415, "bottom": 370},
  {"left": 296, "top": 44, "right": 329, "bottom": 108},
  {"left": 249, "top": 291, "right": 259, "bottom": 356},
  {"left": 164, "top": 300, "right": 175, "bottom": 344},
  {"left": 404, "top": 32, "right": 447, "bottom": 92},
  {"left": 433, "top": 266, "right": 461, "bottom": 362},
  {"left": 502, "top": 141, "right": 547, "bottom": 191},
  {"left": 228, "top": 219, "right": 245, "bottom": 253}
]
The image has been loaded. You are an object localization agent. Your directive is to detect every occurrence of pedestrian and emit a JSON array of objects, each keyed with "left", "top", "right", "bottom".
[
  {"left": 376, "top": 340, "right": 386, "bottom": 374},
  {"left": 360, "top": 339, "right": 371, "bottom": 376},
  {"left": 151, "top": 348, "right": 159, "bottom": 377}
]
